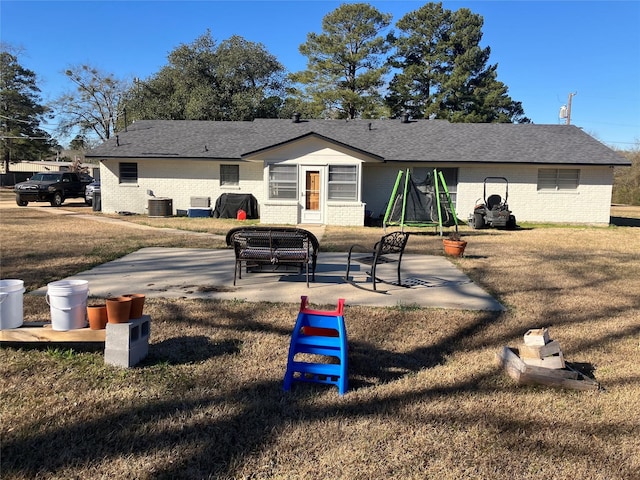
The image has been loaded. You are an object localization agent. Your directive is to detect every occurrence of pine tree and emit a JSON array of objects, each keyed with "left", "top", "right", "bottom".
[
  {"left": 0, "top": 50, "right": 53, "bottom": 171},
  {"left": 291, "top": 3, "right": 392, "bottom": 119},
  {"left": 388, "top": 2, "right": 529, "bottom": 123}
]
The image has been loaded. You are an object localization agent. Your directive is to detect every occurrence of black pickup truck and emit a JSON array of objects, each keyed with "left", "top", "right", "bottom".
[{"left": 15, "top": 172, "right": 93, "bottom": 207}]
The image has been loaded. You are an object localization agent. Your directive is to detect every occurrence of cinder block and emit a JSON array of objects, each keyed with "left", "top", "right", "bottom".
[
  {"left": 104, "top": 343, "right": 148, "bottom": 368},
  {"left": 104, "top": 315, "right": 150, "bottom": 368}
]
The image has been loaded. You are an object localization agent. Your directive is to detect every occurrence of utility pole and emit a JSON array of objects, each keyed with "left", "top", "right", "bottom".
[{"left": 565, "top": 92, "right": 577, "bottom": 125}]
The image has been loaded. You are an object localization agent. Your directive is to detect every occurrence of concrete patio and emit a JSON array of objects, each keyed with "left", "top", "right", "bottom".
[{"left": 32, "top": 247, "right": 504, "bottom": 311}]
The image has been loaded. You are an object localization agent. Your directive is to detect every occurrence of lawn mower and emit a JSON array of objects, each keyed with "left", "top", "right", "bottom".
[{"left": 468, "top": 177, "right": 517, "bottom": 229}]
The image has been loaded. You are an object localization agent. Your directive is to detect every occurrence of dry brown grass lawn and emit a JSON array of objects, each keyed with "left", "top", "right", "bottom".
[{"left": 1, "top": 201, "right": 639, "bottom": 479}]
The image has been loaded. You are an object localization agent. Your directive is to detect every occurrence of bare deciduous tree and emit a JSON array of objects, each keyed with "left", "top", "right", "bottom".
[{"left": 55, "top": 64, "right": 129, "bottom": 142}]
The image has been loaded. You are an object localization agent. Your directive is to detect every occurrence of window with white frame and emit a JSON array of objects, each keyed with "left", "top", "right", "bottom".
[
  {"left": 119, "top": 162, "right": 138, "bottom": 184},
  {"left": 220, "top": 164, "right": 239, "bottom": 186},
  {"left": 268, "top": 164, "right": 297, "bottom": 199},
  {"left": 537, "top": 168, "right": 580, "bottom": 191},
  {"left": 328, "top": 165, "right": 357, "bottom": 200}
]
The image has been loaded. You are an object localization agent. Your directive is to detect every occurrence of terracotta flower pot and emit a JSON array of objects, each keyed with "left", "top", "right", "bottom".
[
  {"left": 123, "top": 293, "right": 145, "bottom": 319},
  {"left": 87, "top": 305, "right": 108, "bottom": 330},
  {"left": 106, "top": 296, "right": 132, "bottom": 324},
  {"left": 443, "top": 239, "right": 467, "bottom": 257}
]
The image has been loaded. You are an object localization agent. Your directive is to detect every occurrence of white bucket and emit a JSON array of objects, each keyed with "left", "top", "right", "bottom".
[
  {"left": 0, "top": 279, "right": 25, "bottom": 330},
  {"left": 46, "top": 280, "right": 89, "bottom": 331}
]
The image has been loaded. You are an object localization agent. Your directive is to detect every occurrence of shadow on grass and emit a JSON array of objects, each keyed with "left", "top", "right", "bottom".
[
  {"left": 349, "top": 310, "right": 499, "bottom": 387},
  {"left": 565, "top": 362, "right": 597, "bottom": 379},
  {"left": 1, "top": 378, "right": 496, "bottom": 479},
  {"left": 146, "top": 336, "right": 242, "bottom": 365},
  {"left": 0, "top": 309, "right": 503, "bottom": 478},
  {"left": 2, "top": 312, "right": 637, "bottom": 479},
  {"left": 3, "top": 260, "right": 638, "bottom": 478},
  {"left": 2, "top": 362, "right": 629, "bottom": 479}
]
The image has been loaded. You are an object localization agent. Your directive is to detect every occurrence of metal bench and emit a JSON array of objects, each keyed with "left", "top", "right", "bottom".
[
  {"left": 344, "top": 231, "right": 410, "bottom": 292},
  {"left": 226, "top": 227, "right": 319, "bottom": 287}
]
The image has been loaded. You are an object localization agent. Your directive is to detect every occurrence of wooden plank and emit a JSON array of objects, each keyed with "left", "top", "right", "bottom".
[
  {"left": 496, "top": 346, "right": 599, "bottom": 391},
  {"left": 522, "top": 351, "right": 565, "bottom": 369},
  {"left": 516, "top": 372, "right": 599, "bottom": 391},
  {"left": 497, "top": 347, "right": 575, "bottom": 378},
  {"left": 519, "top": 340, "right": 562, "bottom": 359},
  {"left": 0, "top": 323, "right": 105, "bottom": 343},
  {"left": 496, "top": 346, "right": 525, "bottom": 383},
  {"left": 523, "top": 361, "right": 577, "bottom": 379},
  {"left": 523, "top": 328, "right": 550, "bottom": 346}
]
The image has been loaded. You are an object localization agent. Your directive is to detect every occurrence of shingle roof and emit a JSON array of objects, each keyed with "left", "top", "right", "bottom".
[{"left": 86, "top": 118, "right": 630, "bottom": 166}]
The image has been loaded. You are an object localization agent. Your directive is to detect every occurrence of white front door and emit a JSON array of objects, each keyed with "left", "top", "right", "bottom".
[{"left": 300, "top": 166, "right": 323, "bottom": 224}]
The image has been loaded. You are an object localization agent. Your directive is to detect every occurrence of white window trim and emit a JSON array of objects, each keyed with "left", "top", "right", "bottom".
[
  {"left": 327, "top": 164, "right": 359, "bottom": 202},
  {"left": 119, "top": 162, "right": 138, "bottom": 185},
  {"left": 220, "top": 164, "right": 240, "bottom": 186},
  {"left": 268, "top": 164, "right": 298, "bottom": 200},
  {"left": 537, "top": 168, "right": 580, "bottom": 191}
]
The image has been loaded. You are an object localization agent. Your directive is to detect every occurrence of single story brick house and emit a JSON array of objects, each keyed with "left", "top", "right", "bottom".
[{"left": 86, "top": 117, "right": 630, "bottom": 225}]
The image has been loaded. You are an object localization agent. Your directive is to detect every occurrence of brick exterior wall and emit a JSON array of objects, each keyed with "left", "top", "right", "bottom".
[
  {"left": 99, "top": 153, "right": 614, "bottom": 225},
  {"left": 362, "top": 164, "right": 403, "bottom": 218},
  {"left": 259, "top": 201, "right": 299, "bottom": 225},
  {"left": 325, "top": 202, "right": 366, "bottom": 226},
  {"left": 365, "top": 163, "right": 614, "bottom": 225},
  {"left": 458, "top": 165, "right": 613, "bottom": 224},
  {"left": 99, "top": 159, "right": 264, "bottom": 215}
]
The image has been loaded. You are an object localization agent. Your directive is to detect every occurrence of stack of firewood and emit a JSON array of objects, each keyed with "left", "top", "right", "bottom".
[{"left": 518, "top": 327, "right": 565, "bottom": 369}]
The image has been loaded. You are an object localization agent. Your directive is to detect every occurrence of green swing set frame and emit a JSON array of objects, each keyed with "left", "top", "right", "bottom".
[{"left": 382, "top": 168, "right": 460, "bottom": 236}]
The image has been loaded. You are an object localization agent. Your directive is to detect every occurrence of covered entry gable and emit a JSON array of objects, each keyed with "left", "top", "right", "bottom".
[
  {"left": 248, "top": 134, "right": 381, "bottom": 226},
  {"left": 242, "top": 131, "right": 384, "bottom": 163}
]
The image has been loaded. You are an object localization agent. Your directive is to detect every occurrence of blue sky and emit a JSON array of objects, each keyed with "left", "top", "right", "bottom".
[{"left": 2, "top": 0, "right": 639, "bottom": 149}]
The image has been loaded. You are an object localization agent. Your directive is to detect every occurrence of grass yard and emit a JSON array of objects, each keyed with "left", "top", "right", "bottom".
[{"left": 0, "top": 202, "right": 639, "bottom": 479}]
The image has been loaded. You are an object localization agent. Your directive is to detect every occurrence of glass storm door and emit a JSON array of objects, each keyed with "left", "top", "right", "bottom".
[{"left": 300, "top": 166, "right": 323, "bottom": 223}]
